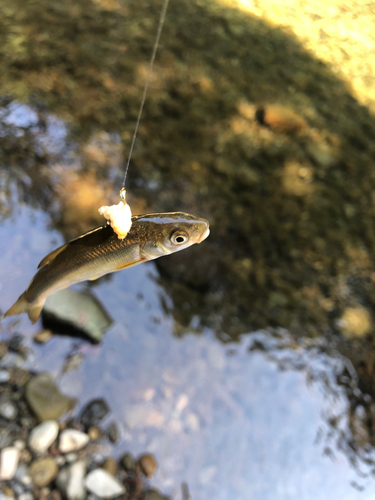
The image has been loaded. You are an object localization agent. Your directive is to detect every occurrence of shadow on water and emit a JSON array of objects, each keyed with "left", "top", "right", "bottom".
[{"left": 2, "top": 0, "right": 375, "bottom": 491}]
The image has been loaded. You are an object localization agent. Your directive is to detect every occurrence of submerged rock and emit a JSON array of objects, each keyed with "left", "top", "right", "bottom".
[
  {"left": 124, "top": 475, "right": 143, "bottom": 499},
  {"left": 87, "top": 426, "right": 102, "bottom": 441},
  {"left": 29, "top": 420, "right": 59, "bottom": 454},
  {"left": 0, "top": 395, "right": 18, "bottom": 420},
  {"left": 80, "top": 399, "right": 110, "bottom": 429},
  {"left": 0, "top": 342, "right": 8, "bottom": 359},
  {"left": 33, "top": 329, "right": 53, "bottom": 344},
  {"left": 14, "top": 462, "right": 32, "bottom": 487},
  {"left": 59, "top": 429, "right": 89, "bottom": 453},
  {"left": 25, "top": 373, "right": 74, "bottom": 421},
  {"left": 0, "top": 370, "right": 10, "bottom": 383},
  {"left": 56, "top": 461, "right": 86, "bottom": 500},
  {"left": 29, "top": 457, "right": 58, "bottom": 487},
  {"left": 7, "top": 334, "right": 25, "bottom": 354},
  {"left": 138, "top": 454, "right": 157, "bottom": 478},
  {"left": 0, "top": 431, "right": 14, "bottom": 450},
  {"left": 18, "top": 494, "right": 33, "bottom": 500},
  {"left": 0, "top": 492, "right": 15, "bottom": 500},
  {"left": 61, "top": 352, "right": 85, "bottom": 375},
  {"left": 101, "top": 457, "right": 117, "bottom": 477},
  {"left": 85, "top": 468, "right": 126, "bottom": 498},
  {"left": 120, "top": 453, "right": 137, "bottom": 474},
  {"left": 142, "top": 489, "right": 168, "bottom": 500},
  {"left": 9, "top": 367, "right": 30, "bottom": 388},
  {"left": 0, "top": 447, "right": 19, "bottom": 480},
  {"left": 105, "top": 421, "right": 119, "bottom": 444},
  {"left": 42, "top": 289, "right": 112, "bottom": 343}
]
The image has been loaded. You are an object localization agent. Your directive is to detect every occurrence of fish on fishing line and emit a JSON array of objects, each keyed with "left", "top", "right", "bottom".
[{"left": 5, "top": 212, "right": 209, "bottom": 323}]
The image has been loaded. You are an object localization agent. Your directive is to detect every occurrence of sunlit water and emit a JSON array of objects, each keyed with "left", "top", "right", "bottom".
[{"left": 1, "top": 204, "right": 374, "bottom": 500}]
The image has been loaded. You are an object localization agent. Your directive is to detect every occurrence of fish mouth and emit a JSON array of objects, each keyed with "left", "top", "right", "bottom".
[{"left": 197, "top": 225, "right": 210, "bottom": 243}]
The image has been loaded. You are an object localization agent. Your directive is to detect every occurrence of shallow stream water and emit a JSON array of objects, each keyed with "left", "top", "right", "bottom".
[{"left": 2, "top": 202, "right": 374, "bottom": 499}]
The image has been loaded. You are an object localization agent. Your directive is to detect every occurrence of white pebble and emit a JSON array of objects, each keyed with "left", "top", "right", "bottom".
[
  {"left": 0, "top": 370, "right": 10, "bottom": 383},
  {"left": 57, "top": 461, "right": 86, "bottom": 500},
  {"left": 59, "top": 429, "right": 89, "bottom": 453},
  {"left": 65, "top": 452, "right": 78, "bottom": 463},
  {"left": 29, "top": 421, "right": 59, "bottom": 454},
  {"left": 67, "top": 461, "right": 86, "bottom": 500},
  {"left": 85, "top": 468, "right": 126, "bottom": 498},
  {"left": 0, "top": 397, "right": 18, "bottom": 420},
  {"left": 13, "top": 439, "right": 25, "bottom": 451},
  {"left": 18, "top": 494, "right": 34, "bottom": 500},
  {"left": 0, "top": 446, "right": 20, "bottom": 480},
  {"left": 55, "top": 456, "right": 66, "bottom": 467},
  {"left": 14, "top": 463, "right": 32, "bottom": 485},
  {"left": 0, "top": 493, "right": 14, "bottom": 500}
]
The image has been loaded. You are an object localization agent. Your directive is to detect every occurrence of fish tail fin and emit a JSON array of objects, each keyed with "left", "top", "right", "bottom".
[
  {"left": 5, "top": 293, "right": 44, "bottom": 324},
  {"left": 5, "top": 292, "right": 29, "bottom": 318}
]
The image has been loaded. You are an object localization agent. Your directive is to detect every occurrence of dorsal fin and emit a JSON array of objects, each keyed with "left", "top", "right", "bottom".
[
  {"left": 37, "top": 243, "right": 69, "bottom": 268},
  {"left": 37, "top": 225, "right": 110, "bottom": 269}
]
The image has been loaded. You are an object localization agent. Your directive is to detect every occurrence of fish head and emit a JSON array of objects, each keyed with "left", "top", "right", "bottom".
[{"left": 136, "top": 212, "right": 210, "bottom": 260}]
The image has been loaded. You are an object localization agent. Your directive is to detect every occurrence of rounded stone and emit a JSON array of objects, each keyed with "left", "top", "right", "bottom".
[
  {"left": 0, "top": 447, "right": 20, "bottom": 480},
  {"left": 25, "top": 373, "right": 73, "bottom": 422},
  {"left": 56, "top": 461, "right": 86, "bottom": 500},
  {"left": 120, "top": 453, "right": 136, "bottom": 474},
  {"left": 142, "top": 488, "right": 168, "bottom": 500},
  {"left": 29, "top": 457, "right": 58, "bottom": 487},
  {"left": 80, "top": 399, "right": 109, "bottom": 429},
  {"left": 0, "top": 342, "right": 8, "bottom": 359},
  {"left": 105, "top": 421, "right": 119, "bottom": 444},
  {"left": 9, "top": 367, "right": 30, "bottom": 388},
  {"left": 33, "top": 330, "right": 53, "bottom": 344},
  {"left": 0, "top": 487, "right": 15, "bottom": 500},
  {"left": 29, "top": 420, "right": 59, "bottom": 454},
  {"left": 0, "top": 370, "right": 10, "bottom": 383},
  {"left": 88, "top": 426, "right": 102, "bottom": 441},
  {"left": 138, "top": 453, "right": 157, "bottom": 478},
  {"left": 124, "top": 475, "right": 143, "bottom": 498},
  {"left": 7, "top": 334, "right": 25, "bottom": 353},
  {"left": 59, "top": 429, "right": 89, "bottom": 454},
  {"left": 0, "top": 395, "right": 18, "bottom": 420},
  {"left": 84, "top": 468, "right": 125, "bottom": 498},
  {"left": 14, "top": 462, "right": 31, "bottom": 485},
  {"left": 18, "top": 494, "right": 33, "bottom": 500},
  {"left": 101, "top": 457, "right": 118, "bottom": 477}
]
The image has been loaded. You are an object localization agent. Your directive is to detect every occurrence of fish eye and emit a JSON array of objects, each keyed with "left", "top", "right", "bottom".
[{"left": 170, "top": 229, "right": 189, "bottom": 245}]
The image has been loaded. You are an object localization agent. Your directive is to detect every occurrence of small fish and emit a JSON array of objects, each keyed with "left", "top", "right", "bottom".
[{"left": 5, "top": 212, "right": 209, "bottom": 323}]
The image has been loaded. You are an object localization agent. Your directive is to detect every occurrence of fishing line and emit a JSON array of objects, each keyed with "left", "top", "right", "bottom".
[{"left": 121, "top": 0, "right": 171, "bottom": 199}]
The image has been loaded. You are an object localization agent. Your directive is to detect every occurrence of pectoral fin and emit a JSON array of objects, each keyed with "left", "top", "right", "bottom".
[
  {"left": 115, "top": 257, "right": 147, "bottom": 271},
  {"left": 89, "top": 258, "right": 146, "bottom": 280}
]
